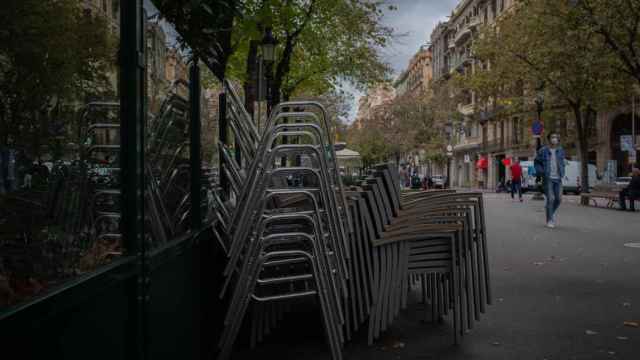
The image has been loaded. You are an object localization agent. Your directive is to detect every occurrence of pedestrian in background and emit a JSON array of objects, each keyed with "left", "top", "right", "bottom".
[
  {"left": 618, "top": 165, "right": 640, "bottom": 211},
  {"left": 510, "top": 158, "right": 523, "bottom": 202},
  {"left": 399, "top": 165, "right": 407, "bottom": 191},
  {"left": 535, "top": 133, "right": 566, "bottom": 228}
]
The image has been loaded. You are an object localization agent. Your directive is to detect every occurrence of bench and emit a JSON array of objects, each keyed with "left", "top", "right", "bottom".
[{"left": 581, "top": 185, "right": 621, "bottom": 208}]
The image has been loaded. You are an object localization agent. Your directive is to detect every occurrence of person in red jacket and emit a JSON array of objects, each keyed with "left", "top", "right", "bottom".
[{"left": 510, "top": 158, "right": 523, "bottom": 202}]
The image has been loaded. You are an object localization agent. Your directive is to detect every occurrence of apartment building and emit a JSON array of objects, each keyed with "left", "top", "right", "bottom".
[
  {"left": 431, "top": 0, "right": 526, "bottom": 189},
  {"left": 393, "top": 46, "right": 433, "bottom": 99},
  {"left": 353, "top": 84, "right": 396, "bottom": 130}
]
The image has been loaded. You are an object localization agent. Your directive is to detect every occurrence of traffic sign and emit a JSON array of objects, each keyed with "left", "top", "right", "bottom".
[{"left": 532, "top": 120, "right": 544, "bottom": 136}]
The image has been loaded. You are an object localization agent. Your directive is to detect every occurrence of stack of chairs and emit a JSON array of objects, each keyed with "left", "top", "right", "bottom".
[
  {"left": 215, "top": 84, "right": 351, "bottom": 360},
  {"left": 210, "top": 84, "right": 492, "bottom": 359},
  {"left": 344, "top": 164, "right": 491, "bottom": 345}
]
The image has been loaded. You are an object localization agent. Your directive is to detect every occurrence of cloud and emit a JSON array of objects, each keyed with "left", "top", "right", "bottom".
[
  {"left": 383, "top": 0, "right": 458, "bottom": 76},
  {"left": 346, "top": 0, "right": 458, "bottom": 123}
]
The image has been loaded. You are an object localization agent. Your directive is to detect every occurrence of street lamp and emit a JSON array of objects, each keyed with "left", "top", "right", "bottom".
[
  {"left": 260, "top": 27, "right": 277, "bottom": 63},
  {"left": 260, "top": 27, "right": 277, "bottom": 114}
]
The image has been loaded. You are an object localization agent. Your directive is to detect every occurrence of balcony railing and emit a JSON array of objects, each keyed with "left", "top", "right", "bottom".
[
  {"left": 454, "top": 18, "right": 480, "bottom": 45},
  {"left": 482, "top": 138, "right": 505, "bottom": 153}
]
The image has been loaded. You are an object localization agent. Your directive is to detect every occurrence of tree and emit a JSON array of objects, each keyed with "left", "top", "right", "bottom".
[
  {"left": 466, "top": 0, "right": 633, "bottom": 196},
  {"left": 0, "top": 0, "right": 116, "bottom": 155},
  {"left": 226, "top": 0, "right": 394, "bottom": 105},
  {"left": 571, "top": 0, "right": 640, "bottom": 88}
]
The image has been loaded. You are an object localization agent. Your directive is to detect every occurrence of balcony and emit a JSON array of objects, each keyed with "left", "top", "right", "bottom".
[
  {"left": 458, "top": 103, "right": 474, "bottom": 116},
  {"left": 450, "top": 53, "right": 472, "bottom": 74},
  {"left": 454, "top": 136, "right": 482, "bottom": 152},
  {"left": 454, "top": 18, "right": 480, "bottom": 45},
  {"left": 483, "top": 138, "right": 506, "bottom": 153},
  {"left": 448, "top": 40, "right": 456, "bottom": 50}
]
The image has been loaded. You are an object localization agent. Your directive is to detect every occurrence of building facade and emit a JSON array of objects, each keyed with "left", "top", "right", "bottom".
[
  {"left": 430, "top": 0, "right": 527, "bottom": 189},
  {"left": 353, "top": 84, "right": 396, "bottom": 130}
]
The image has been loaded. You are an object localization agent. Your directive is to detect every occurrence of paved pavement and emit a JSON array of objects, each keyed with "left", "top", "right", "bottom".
[{"left": 234, "top": 194, "right": 640, "bottom": 359}]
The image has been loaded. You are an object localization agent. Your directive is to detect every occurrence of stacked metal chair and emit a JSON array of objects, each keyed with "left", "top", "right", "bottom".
[
  {"left": 209, "top": 83, "right": 492, "bottom": 358},
  {"left": 351, "top": 164, "right": 492, "bottom": 344},
  {"left": 214, "top": 82, "right": 353, "bottom": 359}
]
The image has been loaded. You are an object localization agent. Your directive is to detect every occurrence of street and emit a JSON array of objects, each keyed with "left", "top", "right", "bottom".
[{"left": 235, "top": 194, "right": 640, "bottom": 360}]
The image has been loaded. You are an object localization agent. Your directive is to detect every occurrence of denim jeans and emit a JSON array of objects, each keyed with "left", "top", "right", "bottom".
[
  {"left": 545, "top": 178, "right": 562, "bottom": 222},
  {"left": 511, "top": 179, "right": 522, "bottom": 199}
]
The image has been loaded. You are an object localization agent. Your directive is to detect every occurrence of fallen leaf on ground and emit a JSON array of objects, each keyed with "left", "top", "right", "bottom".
[
  {"left": 623, "top": 321, "right": 639, "bottom": 328},
  {"left": 585, "top": 330, "right": 598, "bottom": 335}
]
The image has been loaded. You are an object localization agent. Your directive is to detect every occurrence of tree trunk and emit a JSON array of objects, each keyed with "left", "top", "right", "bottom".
[
  {"left": 571, "top": 103, "right": 591, "bottom": 205},
  {"left": 243, "top": 40, "right": 259, "bottom": 118}
]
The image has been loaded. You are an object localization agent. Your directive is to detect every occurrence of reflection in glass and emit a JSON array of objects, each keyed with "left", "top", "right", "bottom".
[{"left": 1, "top": 0, "right": 120, "bottom": 308}]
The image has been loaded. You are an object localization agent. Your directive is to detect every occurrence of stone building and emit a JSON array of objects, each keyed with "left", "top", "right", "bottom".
[
  {"left": 394, "top": 46, "right": 433, "bottom": 99},
  {"left": 430, "top": 0, "right": 528, "bottom": 189},
  {"left": 353, "top": 84, "right": 396, "bottom": 130}
]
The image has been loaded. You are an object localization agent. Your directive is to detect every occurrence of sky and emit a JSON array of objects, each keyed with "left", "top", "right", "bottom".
[{"left": 344, "top": 0, "right": 459, "bottom": 123}]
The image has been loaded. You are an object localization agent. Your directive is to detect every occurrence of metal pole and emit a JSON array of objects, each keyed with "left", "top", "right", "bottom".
[
  {"left": 532, "top": 107, "right": 545, "bottom": 200},
  {"left": 447, "top": 157, "right": 451, "bottom": 188},
  {"left": 120, "top": 0, "right": 147, "bottom": 358},
  {"left": 189, "top": 58, "right": 202, "bottom": 229},
  {"left": 633, "top": 94, "right": 636, "bottom": 165}
]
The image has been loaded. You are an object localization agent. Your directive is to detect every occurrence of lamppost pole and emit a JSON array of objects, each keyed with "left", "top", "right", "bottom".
[
  {"left": 532, "top": 84, "right": 545, "bottom": 200},
  {"left": 261, "top": 27, "right": 277, "bottom": 118}
]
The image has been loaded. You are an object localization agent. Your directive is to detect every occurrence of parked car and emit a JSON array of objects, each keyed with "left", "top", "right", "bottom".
[
  {"left": 431, "top": 175, "right": 446, "bottom": 189},
  {"left": 562, "top": 161, "right": 599, "bottom": 195}
]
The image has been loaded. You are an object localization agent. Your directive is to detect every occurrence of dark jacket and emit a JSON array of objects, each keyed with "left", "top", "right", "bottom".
[
  {"left": 628, "top": 174, "right": 640, "bottom": 197},
  {"left": 535, "top": 146, "right": 566, "bottom": 179}
]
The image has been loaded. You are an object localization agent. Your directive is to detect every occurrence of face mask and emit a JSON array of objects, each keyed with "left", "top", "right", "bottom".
[{"left": 551, "top": 137, "right": 559, "bottom": 145}]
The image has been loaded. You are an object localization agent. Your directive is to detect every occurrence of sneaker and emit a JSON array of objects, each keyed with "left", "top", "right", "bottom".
[{"left": 546, "top": 222, "right": 555, "bottom": 228}]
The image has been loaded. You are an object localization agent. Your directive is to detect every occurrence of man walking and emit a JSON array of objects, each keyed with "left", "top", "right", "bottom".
[
  {"left": 535, "top": 133, "right": 566, "bottom": 228},
  {"left": 510, "top": 158, "right": 523, "bottom": 202},
  {"left": 619, "top": 165, "right": 640, "bottom": 211}
]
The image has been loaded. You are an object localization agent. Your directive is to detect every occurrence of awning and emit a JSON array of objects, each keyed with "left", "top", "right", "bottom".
[{"left": 336, "top": 148, "right": 361, "bottom": 159}]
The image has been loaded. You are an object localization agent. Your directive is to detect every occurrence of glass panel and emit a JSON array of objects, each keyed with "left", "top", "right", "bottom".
[
  {"left": 200, "top": 63, "right": 221, "bottom": 225},
  {"left": 1, "top": 0, "right": 121, "bottom": 309},
  {"left": 143, "top": 1, "right": 191, "bottom": 244}
]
